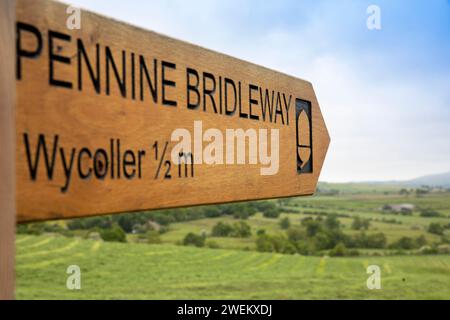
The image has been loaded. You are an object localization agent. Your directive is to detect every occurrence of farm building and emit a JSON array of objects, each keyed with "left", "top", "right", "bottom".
[{"left": 381, "top": 204, "right": 415, "bottom": 213}]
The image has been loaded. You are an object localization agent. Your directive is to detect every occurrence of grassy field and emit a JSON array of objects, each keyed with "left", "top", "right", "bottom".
[
  {"left": 15, "top": 185, "right": 450, "bottom": 299},
  {"left": 157, "top": 211, "right": 446, "bottom": 250},
  {"left": 16, "top": 234, "right": 450, "bottom": 299},
  {"left": 154, "top": 189, "right": 450, "bottom": 250}
]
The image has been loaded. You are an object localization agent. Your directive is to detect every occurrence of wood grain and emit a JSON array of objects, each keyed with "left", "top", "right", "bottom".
[
  {"left": 16, "top": 0, "right": 330, "bottom": 223},
  {"left": 0, "top": 0, "right": 16, "bottom": 300}
]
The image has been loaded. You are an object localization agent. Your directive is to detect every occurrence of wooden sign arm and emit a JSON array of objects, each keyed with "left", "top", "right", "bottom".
[{"left": 0, "top": 0, "right": 16, "bottom": 301}]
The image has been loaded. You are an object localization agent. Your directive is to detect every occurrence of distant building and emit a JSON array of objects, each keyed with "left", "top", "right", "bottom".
[{"left": 381, "top": 204, "right": 415, "bottom": 213}]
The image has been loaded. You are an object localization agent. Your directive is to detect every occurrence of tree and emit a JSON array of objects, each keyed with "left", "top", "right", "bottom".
[
  {"left": 294, "top": 241, "right": 315, "bottom": 256},
  {"left": 399, "top": 188, "right": 410, "bottom": 195},
  {"left": 255, "top": 234, "right": 291, "bottom": 253},
  {"left": 115, "top": 215, "right": 134, "bottom": 233},
  {"left": 287, "top": 227, "right": 305, "bottom": 242},
  {"left": 420, "top": 209, "right": 441, "bottom": 218},
  {"left": 352, "top": 217, "right": 370, "bottom": 230},
  {"left": 222, "top": 203, "right": 257, "bottom": 219},
  {"left": 253, "top": 201, "right": 277, "bottom": 213},
  {"left": 329, "top": 243, "right": 347, "bottom": 257},
  {"left": 211, "top": 221, "right": 252, "bottom": 238},
  {"left": 362, "top": 217, "right": 370, "bottom": 230},
  {"left": 392, "top": 237, "right": 416, "bottom": 250},
  {"left": 304, "top": 220, "right": 322, "bottom": 237},
  {"left": 256, "top": 229, "right": 266, "bottom": 236},
  {"left": 100, "top": 226, "right": 127, "bottom": 243},
  {"left": 279, "top": 217, "right": 291, "bottom": 230},
  {"left": 233, "top": 221, "right": 252, "bottom": 238},
  {"left": 367, "top": 233, "right": 387, "bottom": 248},
  {"left": 416, "top": 235, "right": 427, "bottom": 247},
  {"left": 256, "top": 234, "right": 275, "bottom": 252},
  {"left": 183, "top": 233, "right": 205, "bottom": 247},
  {"left": 324, "top": 214, "right": 340, "bottom": 230},
  {"left": 282, "top": 242, "right": 297, "bottom": 255},
  {"left": 263, "top": 207, "right": 281, "bottom": 219},
  {"left": 351, "top": 232, "right": 386, "bottom": 248},
  {"left": 204, "top": 207, "right": 222, "bottom": 218},
  {"left": 314, "top": 230, "right": 348, "bottom": 250},
  {"left": 211, "top": 222, "right": 234, "bottom": 237},
  {"left": 154, "top": 214, "right": 176, "bottom": 226},
  {"left": 68, "top": 216, "right": 112, "bottom": 230},
  {"left": 428, "top": 223, "right": 444, "bottom": 235},
  {"left": 415, "top": 188, "right": 429, "bottom": 196}
]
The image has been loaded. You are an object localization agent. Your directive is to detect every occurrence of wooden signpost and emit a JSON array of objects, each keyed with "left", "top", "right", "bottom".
[
  {"left": 1, "top": 0, "right": 330, "bottom": 299},
  {"left": 0, "top": 0, "right": 16, "bottom": 301}
]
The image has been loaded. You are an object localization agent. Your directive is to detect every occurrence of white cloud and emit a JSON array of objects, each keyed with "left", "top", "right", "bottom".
[{"left": 68, "top": 0, "right": 450, "bottom": 181}]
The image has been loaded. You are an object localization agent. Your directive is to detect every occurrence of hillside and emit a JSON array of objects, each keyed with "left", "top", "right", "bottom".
[
  {"left": 404, "top": 172, "right": 450, "bottom": 188},
  {"left": 322, "top": 171, "right": 450, "bottom": 189}
]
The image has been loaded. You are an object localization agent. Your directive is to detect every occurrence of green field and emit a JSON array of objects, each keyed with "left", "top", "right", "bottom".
[
  {"left": 157, "top": 211, "right": 445, "bottom": 250},
  {"left": 16, "top": 185, "right": 450, "bottom": 299},
  {"left": 154, "top": 187, "right": 450, "bottom": 250},
  {"left": 16, "top": 234, "right": 450, "bottom": 299}
]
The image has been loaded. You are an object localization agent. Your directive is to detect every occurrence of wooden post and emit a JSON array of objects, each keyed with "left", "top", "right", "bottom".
[{"left": 0, "top": 0, "right": 16, "bottom": 300}]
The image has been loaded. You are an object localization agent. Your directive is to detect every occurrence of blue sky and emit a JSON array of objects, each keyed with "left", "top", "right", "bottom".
[{"left": 68, "top": 0, "right": 450, "bottom": 182}]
